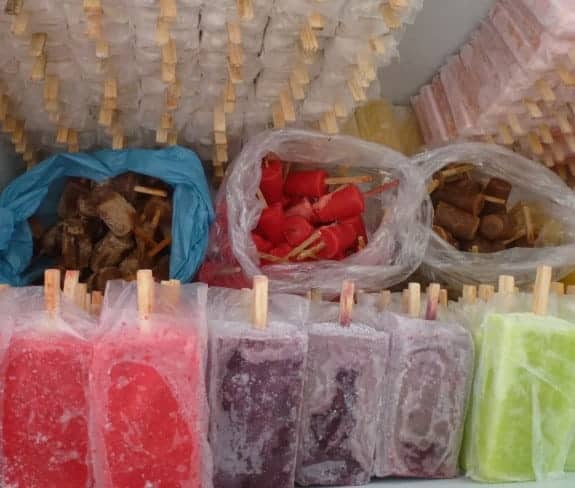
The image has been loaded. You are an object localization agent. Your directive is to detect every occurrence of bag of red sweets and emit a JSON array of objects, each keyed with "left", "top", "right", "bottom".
[{"left": 199, "top": 129, "right": 431, "bottom": 295}]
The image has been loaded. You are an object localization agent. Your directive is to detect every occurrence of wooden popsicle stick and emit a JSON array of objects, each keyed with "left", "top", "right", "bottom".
[
  {"left": 407, "top": 283, "right": 421, "bottom": 319},
  {"left": 483, "top": 195, "right": 506, "bottom": 205},
  {"left": 557, "top": 65, "right": 575, "bottom": 86},
  {"left": 538, "top": 124, "right": 554, "bottom": 144},
  {"left": 289, "top": 74, "right": 306, "bottom": 101},
  {"left": 498, "top": 275, "right": 515, "bottom": 294},
  {"left": 380, "top": 4, "right": 400, "bottom": 29},
  {"left": 524, "top": 99, "right": 542, "bottom": 118},
  {"left": 478, "top": 284, "right": 495, "bottom": 302},
  {"left": 389, "top": 0, "right": 408, "bottom": 9},
  {"left": 325, "top": 175, "right": 373, "bottom": 185},
  {"left": 227, "top": 22, "right": 242, "bottom": 44},
  {"left": 74, "top": 283, "right": 87, "bottom": 309},
  {"left": 63, "top": 270, "right": 80, "bottom": 301},
  {"left": 29, "top": 33, "right": 47, "bottom": 57},
  {"left": 228, "top": 43, "right": 244, "bottom": 67},
  {"left": 425, "top": 283, "right": 440, "bottom": 321},
  {"left": 91, "top": 291, "right": 103, "bottom": 316},
  {"left": 255, "top": 189, "right": 268, "bottom": 207},
  {"left": 427, "top": 179, "right": 440, "bottom": 193},
  {"left": 44, "top": 269, "right": 61, "bottom": 319},
  {"left": 43, "top": 76, "right": 59, "bottom": 102},
  {"left": 104, "top": 80, "right": 118, "bottom": 102},
  {"left": 137, "top": 269, "right": 154, "bottom": 332},
  {"left": 156, "top": 19, "right": 171, "bottom": 46},
  {"left": 112, "top": 132, "right": 125, "bottom": 150},
  {"left": 296, "top": 241, "right": 325, "bottom": 261},
  {"left": 134, "top": 185, "right": 168, "bottom": 198},
  {"left": 83, "top": 0, "right": 102, "bottom": 14},
  {"left": 279, "top": 89, "right": 296, "bottom": 123},
  {"left": 321, "top": 110, "right": 339, "bottom": 135},
  {"left": 557, "top": 113, "right": 573, "bottom": 134},
  {"left": 160, "top": 0, "right": 177, "bottom": 22},
  {"left": 272, "top": 102, "right": 285, "bottom": 129},
  {"left": 339, "top": 280, "right": 355, "bottom": 327},
  {"left": 4, "top": 0, "right": 23, "bottom": 15},
  {"left": 522, "top": 205, "right": 535, "bottom": 244},
  {"left": 95, "top": 39, "right": 110, "bottom": 59},
  {"left": 147, "top": 236, "right": 172, "bottom": 258},
  {"left": 462, "top": 285, "right": 477, "bottom": 305},
  {"left": 507, "top": 113, "right": 525, "bottom": 136},
  {"left": 532, "top": 265, "right": 552, "bottom": 315},
  {"left": 161, "top": 279, "right": 181, "bottom": 306},
  {"left": 536, "top": 80, "right": 556, "bottom": 102},
  {"left": 56, "top": 127, "right": 69, "bottom": 144},
  {"left": 84, "top": 293, "right": 91, "bottom": 313},
  {"left": 439, "top": 289, "right": 448, "bottom": 307},
  {"left": 551, "top": 281, "right": 565, "bottom": 296},
  {"left": 237, "top": 0, "right": 254, "bottom": 21},
  {"left": 11, "top": 11, "right": 28, "bottom": 35},
  {"left": 161, "top": 62, "right": 176, "bottom": 83},
  {"left": 440, "top": 163, "right": 474, "bottom": 179},
  {"left": 552, "top": 142, "right": 566, "bottom": 163},
  {"left": 308, "top": 12, "right": 324, "bottom": 30},
  {"left": 287, "top": 231, "right": 322, "bottom": 259},
  {"left": 527, "top": 132, "right": 544, "bottom": 155},
  {"left": 213, "top": 104, "right": 226, "bottom": 133},
  {"left": 31, "top": 53, "right": 47, "bottom": 81},
  {"left": 378, "top": 290, "right": 392, "bottom": 312},
  {"left": 308, "top": 288, "right": 322, "bottom": 303},
  {"left": 162, "top": 39, "right": 178, "bottom": 65},
  {"left": 252, "top": 275, "right": 268, "bottom": 330},
  {"left": 363, "top": 179, "right": 401, "bottom": 198},
  {"left": 259, "top": 252, "right": 287, "bottom": 264},
  {"left": 497, "top": 123, "right": 514, "bottom": 145},
  {"left": 503, "top": 229, "right": 526, "bottom": 246},
  {"left": 299, "top": 24, "right": 319, "bottom": 54}
]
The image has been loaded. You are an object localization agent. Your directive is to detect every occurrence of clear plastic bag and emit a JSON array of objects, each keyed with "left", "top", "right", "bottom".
[
  {"left": 412, "top": 142, "right": 575, "bottom": 289},
  {"left": 203, "top": 129, "right": 431, "bottom": 294}
]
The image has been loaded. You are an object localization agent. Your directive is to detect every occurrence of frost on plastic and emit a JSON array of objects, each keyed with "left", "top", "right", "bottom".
[
  {"left": 205, "top": 129, "right": 431, "bottom": 294},
  {"left": 412, "top": 142, "right": 575, "bottom": 289},
  {"left": 91, "top": 281, "right": 213, "bottom": 488}
]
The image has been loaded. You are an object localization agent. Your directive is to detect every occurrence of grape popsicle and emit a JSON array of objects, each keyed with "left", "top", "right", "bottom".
[
  {"left": 208, "top": 276, "right": 307, "bottom": 488},
  {"left": 374, "top": 283, "right": 474, "bottom": 479},
  {"left": 296, "top": 281, "right": 389, "bottom": 486}
]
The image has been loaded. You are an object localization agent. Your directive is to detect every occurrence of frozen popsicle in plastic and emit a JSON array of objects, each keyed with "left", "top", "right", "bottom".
[
  {"left": 2, "top": 270, "right": 94, "bottom": 488},
  {"left": 374, "top": 282, "right": 474, "bottom": 478},
  {"left": 90, "top": 272, "right": 212, "bottom": 487},
  {"left": 284, "top": 170, "right": 372, "bottom": 198},
  {"left": 209, "top": 275, "right": 307, "bottom": 488},
  {"left": 466, "top": 265, "right": 575, "bottom": 482},
  {"left": 296, "top": 280, "right": 389, "bottom": 486}
]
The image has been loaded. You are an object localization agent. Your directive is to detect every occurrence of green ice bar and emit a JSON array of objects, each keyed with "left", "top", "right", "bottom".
[{"left": 466, "top": 312, "right": 575, "bottom": 482}]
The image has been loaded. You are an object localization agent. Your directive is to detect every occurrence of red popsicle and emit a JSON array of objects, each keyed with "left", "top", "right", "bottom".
[
  {"left": 317, "top": 223, "right": 358, "bottom": 259},
  {"left": 256, "top": 203, "right": 285, "bottom": 246},
  {"left": 2, "top": 270, "right": 93, "bottom": 488},
  {"left": 261, "top": 243, "right": 294, "bottom": 265},
  {"left": 342, "top": 215, "right": 368, "bottom": 242},
  {"left": 314, "top": 185, "right": 365, "bottom": 223},
  {"left": 91, "top": 274, "right": 210, "bottom": 488},
  {"left": 260, "top": 156, "right": 284, "bottom": 205},
  {"left": 285, "top": 171, "right": 372, "bottom": 198},
  {"left": 285, "top": 198, "right": 317, "bottom": 223},
  {"left": 252, "top": 232, "right": 273, "bottom": 252},
  {"left": 283, "top": 215, "right": 314, "bottom": 246}
]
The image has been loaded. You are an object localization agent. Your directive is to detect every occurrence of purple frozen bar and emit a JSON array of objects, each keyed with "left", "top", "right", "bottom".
[
  {"left": 208, "top": 320, "right": 307, "bottom": 488},
  {"left": 296, "top": 322, "right": 389, "bottom": 486},
  {"left": 374, "top": 312, "right": 474, "bottom": 478}
]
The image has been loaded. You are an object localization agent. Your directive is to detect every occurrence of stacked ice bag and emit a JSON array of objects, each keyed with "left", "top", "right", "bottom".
[{"left": 413, "top": 0, "right": 575, "bottom": 184}]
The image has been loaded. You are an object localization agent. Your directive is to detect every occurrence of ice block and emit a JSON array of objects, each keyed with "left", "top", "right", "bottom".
[
  {"left": 296, "top": 281, "right": 389, "bottom": 486},
  {"left": 2, "top": 270, "right": 94, "bottom": 488},
  {"left": 466, "top": 266, "right": 575, "bottom": 482},
  {"left": 209, "top": 276, "right": 308, "bottom": 488},
  {"left": 317, "top": 223, "right": 358, "bottom": 260},
  {"left": 313, "top": 185, "right": 365, "bottom": 223},
  {"left": 90, "top": 273, "right": 211, "bottom": 487},
  {"left": 374, "top": 283, "right": 474, "bottom": 478},
  {"left": 284, "top": 170, "right": 372, "bottom": 199},
  {"left": 285, "top": 198, "right": 317, "bottom": 223}
]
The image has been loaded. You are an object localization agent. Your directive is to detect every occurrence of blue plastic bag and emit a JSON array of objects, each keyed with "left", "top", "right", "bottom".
[{"left": 0, "top": 146, "right": 214, "bottom": 286}]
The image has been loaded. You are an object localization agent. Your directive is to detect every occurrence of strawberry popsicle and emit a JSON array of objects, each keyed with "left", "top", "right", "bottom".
[
  {"left": 313, "top": 185, "right": 365, "bottom": 223},
  {"left": 2, "top": 270, "right": 94, "bottom": 488},
  {"left": 209, "top": 276, "right": 308, "bottom": 488},
  {"left": 260, "top": 156, "right": 284, "bottom": 205},
  {"left": 317, "top": 223, "right": 358, "bottom": 259},
  {"left": 283, "top": 215, "right": 314, "bottom": 246},
  {"left": 90, "top": 273, "right": 211, "bottom": 488},
  {"left": 374, "top": 283, "right": 474, "bottom": 478},
  {"left": 285, "top": 198, "right": 317, "bottom": 223},
  {"left": 256, "top": 203, "right": 286, "bottom": 245},
  {"left": 296, "top": 281, "right": 389, "bottom": 486}
]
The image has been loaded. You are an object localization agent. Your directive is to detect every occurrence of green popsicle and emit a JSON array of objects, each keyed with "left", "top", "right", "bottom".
[{"left": 466, "top": 267, "right": 575, "bottom": 482}]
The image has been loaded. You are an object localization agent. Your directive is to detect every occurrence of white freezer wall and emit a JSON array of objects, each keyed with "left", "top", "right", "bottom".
[{"left": 380, "top": 0, "right": 497, "bottom": 104}]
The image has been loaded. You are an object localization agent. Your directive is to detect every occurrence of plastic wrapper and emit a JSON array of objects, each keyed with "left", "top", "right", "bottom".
[
  {"left": 208, "top": 310, "right": 307, "bottom": 488},
  {"left": 91, "top": 281, "right": 212, "bottom": 487},
  {"left": 295, "top": 300, "right": 389, "bottom": 486},
  {"left": 0, "top": 285, "right": 96, "bottom": 488},
  {"left": 202, "top": 129, "right": 431, "bottom": 294},
  {"left": 466, "top": 311, "right": 575, "bottom": 482},
  {"left": 412, "top": 142, "right": 575, "bottom": 289},
  {"left": 366, "top": 309, "right": 474, "bottom": 479}
]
